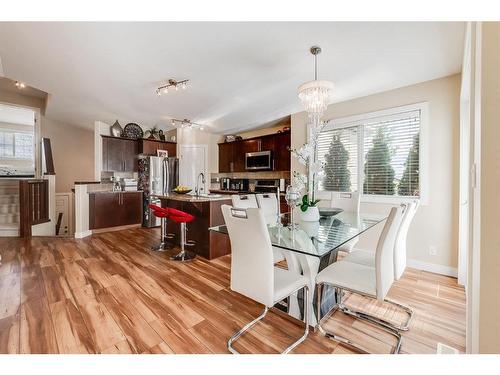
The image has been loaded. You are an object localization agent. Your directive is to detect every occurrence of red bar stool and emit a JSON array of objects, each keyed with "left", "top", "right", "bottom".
[
  {"left": 165, "top": 207, "right": 196, "bottom": 262},
  {"left": 148, "top": 204, "right": 174, "bottom": 252}
]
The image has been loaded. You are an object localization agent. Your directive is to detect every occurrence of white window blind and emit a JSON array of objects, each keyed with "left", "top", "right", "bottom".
[
  {"left": 363, "top": 110, "right": 420, "bottom": 197},
  {"left": 317, "top": 126, "right": 358, "bottom": 192},
  {"left": 0, "top": 131, "right": 34, "bottom": 159},
  {"left": 317, "top": 106, "right": 422, "bottom": 199}
]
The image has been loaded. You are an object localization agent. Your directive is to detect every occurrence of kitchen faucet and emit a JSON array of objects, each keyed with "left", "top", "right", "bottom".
[{"left": 195, "top": 172, "right": 206, "bottom": 197}]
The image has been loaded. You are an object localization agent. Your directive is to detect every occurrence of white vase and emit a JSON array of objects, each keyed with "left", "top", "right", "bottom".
[{"left": 298, "top": 206, "right": 320, "bottom": 222}]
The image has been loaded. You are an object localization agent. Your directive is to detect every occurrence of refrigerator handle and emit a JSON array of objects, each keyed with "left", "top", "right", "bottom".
[{"left": 163, "top": 158, "right": 170, "bottom": 195}]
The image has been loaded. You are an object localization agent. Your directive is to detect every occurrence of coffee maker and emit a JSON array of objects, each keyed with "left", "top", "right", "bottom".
[{"left": 220, "top": 177, "right": 231, "bottom": 190}]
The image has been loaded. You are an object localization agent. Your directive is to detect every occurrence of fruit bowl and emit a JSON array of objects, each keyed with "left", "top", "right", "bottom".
[{"left": 173, "top": 186, "right": 192, "bottom": 194}]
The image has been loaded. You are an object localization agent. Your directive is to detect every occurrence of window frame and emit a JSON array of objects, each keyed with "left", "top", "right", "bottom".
[{"left": 310, "top": 102, "right": 429, "bottom": 205}]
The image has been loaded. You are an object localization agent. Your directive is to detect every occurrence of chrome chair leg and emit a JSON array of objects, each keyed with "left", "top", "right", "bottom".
[
  {"left": 227, "top": 285, "right": 310, "bottom": 354},
  {"left": 316, "top": 283, "right": 403, "bottom": 354}
]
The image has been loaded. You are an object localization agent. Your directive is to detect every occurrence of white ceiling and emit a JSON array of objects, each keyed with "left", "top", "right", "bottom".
[
  {"left": 0, "top": 103, "right": 35, "bottom": 126},
  {"left": 0, "top": 22, "right": 464, "bottom": 133}
]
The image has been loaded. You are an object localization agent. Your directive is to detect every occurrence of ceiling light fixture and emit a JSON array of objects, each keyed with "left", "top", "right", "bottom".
[
  {"left": 15, "top": 81, "right": 26, "bottom": 89},
  {"left": 170, "top": 118, "right": 205, "bottom": 131},
  {"left": 297, "top": 46, "right": 333, "bottom": 124},
  {"left": 156, "top": 79, "right": 189, "bottom": 96}
]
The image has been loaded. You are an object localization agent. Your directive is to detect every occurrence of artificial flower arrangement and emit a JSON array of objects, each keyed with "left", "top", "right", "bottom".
[{"left": 290, "top": 123, "right": 326, "bottom": 217}]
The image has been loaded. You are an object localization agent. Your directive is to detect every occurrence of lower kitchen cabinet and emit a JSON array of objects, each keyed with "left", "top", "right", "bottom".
[{"left": 89, "top": 191, "right": 143, "bottom": 230}]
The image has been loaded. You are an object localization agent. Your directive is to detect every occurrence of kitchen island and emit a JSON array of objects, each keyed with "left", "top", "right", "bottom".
[{"left": 157, "top": 194, "right": 232, "bottom": 260}]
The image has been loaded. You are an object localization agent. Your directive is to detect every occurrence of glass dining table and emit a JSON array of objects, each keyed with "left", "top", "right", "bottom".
[{"left": 210, "top": 210, "right": 387, "bottom": 325}]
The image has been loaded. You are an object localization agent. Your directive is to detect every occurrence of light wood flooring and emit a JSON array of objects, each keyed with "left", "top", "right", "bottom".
[{"left": 0, "top": 228, "right": 466, "bottom": 354}]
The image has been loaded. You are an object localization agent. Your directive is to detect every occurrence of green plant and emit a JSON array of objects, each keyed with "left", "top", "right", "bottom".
[
  {"left": 145, "top": 126, "right": 160, "bottom": 139},
  {"left": 298, "top": 194, "right": 320, "bottom": 212}
]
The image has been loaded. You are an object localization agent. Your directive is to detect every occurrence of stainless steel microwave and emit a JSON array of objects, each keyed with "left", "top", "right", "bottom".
[{"left": 245, "top": 151, "right": 272, "bottom": 170}]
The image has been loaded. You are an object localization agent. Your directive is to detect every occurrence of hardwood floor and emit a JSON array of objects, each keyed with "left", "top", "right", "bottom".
[{"left": 0, "top": 228, "right": 466, "bottom": 354}]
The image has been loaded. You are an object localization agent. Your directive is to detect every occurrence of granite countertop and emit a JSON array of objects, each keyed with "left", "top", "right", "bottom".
[
  {"left": 88, "top": 190, "right": 143, "bottom": 194},
  {"left": 155, "top": 193, "right": 231, "bottom": 202},
  {"left": 74, "top": 181, "right": 102, "bottom": 185}
]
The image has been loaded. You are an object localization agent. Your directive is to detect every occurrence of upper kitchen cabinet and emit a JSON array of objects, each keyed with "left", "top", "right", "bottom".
[
  {"left": 274, "top": 131, "right": 291, "bottom": 172},
  {"left": 218, "top": 131, "right": 290, "bottom": 173},
  {"left": 102, "top": 136, "right": 139, "bottom": 172},
  {"left": 218, "top": 142, "right": 234, "bottom": 172},
  {"left": 139, "top": 139, "right": 177, "bottom": 157}
]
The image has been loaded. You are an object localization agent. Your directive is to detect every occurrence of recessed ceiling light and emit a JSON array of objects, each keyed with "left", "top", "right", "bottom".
[{"left": 15, "top": 81, "right": 26, "bottom": 89}]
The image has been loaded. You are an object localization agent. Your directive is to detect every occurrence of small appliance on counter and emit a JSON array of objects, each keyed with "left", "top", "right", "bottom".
[
  {"left": 121, "top": 178, "right": 138, "bottom": 191},
  {"left": 229, "top": 178, "right": 250, "bottom": 192},
  {"left": 220, "top": 177, "right": 231, "bottom": 190}
]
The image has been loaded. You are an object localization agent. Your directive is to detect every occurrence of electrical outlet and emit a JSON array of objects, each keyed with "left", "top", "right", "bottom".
[{"left": 429, "top": 246, "right": 437, "bottom": 256}]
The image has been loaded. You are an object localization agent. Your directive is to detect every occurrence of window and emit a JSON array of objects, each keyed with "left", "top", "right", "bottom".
[
  {"left": 317, "top": 103, "right": 426, "bottom": 201},
  {"left": 0, "top": 131, "right": 34, "bottom": 159}
]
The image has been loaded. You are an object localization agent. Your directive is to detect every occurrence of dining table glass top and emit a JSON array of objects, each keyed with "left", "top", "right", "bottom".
[{"left": 209, "top": 211, "right": 387, "bottom": 258}]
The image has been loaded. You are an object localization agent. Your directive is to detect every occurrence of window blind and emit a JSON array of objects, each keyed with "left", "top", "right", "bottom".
[
  {"left": 362, "top": 110, "right": 420, "bottom": 197},
  {"left": 317, "top": 126, "right": 358, "bottom": 192}
]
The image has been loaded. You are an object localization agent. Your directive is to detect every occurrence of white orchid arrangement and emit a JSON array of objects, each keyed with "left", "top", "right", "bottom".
[{"left": 290, "top": 122, "right": 327, "bottom": 212}]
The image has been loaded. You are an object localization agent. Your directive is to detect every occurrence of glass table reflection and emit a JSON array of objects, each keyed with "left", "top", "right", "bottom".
[{"left": 210, "top": 210, "right": 387, "bottom": 325}]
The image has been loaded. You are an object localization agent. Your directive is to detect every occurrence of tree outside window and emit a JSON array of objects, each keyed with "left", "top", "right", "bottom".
[
  {"left": 323, "top": 135, "right": 351, "bottom": 191},
  {"left": 363, "top": 127, "right": 396, "bottom": 195}
]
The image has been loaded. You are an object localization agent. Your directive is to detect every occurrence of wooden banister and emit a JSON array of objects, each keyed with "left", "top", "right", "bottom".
[{"left": 19, "top": 179, "right": 50, "bottom": 238}]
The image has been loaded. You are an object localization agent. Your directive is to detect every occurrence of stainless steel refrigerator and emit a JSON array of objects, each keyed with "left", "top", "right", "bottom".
[{"left": 138, "top": 155, "right": 179, "bottom": 227}]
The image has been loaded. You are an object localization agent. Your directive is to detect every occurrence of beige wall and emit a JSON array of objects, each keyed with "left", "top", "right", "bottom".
[
  {"left": 292, "top": 74, "right": 461, "bottom": 270},
  {"left": 479, "top": 22, "right": 500, "bottom": 354},
  {"left": 42, "top": 117, "right": 94, "bottom": 193}
]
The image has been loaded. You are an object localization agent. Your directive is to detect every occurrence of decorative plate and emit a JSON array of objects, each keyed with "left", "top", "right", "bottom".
[
  {"left": 319, "top": 207, "right": 343, "bottom": 217},
  {"left": 122, "top": 123, "right": 144, "bottom": 139}
]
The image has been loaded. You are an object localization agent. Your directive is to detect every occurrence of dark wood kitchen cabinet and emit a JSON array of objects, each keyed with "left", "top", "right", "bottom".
[
  {"left": 101, "top": 136, "right": 138, "bottom": 172},
  {"left": 218, "top": 131, "right": 290, "bottom": 172},
  {"left": 234, "top": 139, "right": 260, "bottom": 172},
  {"left": 218, "top": 142, "right": 234, "bottom": 172},
  {"left": 274, "top": 132, "right": 291, "bottom": 172},
  {"left": 139, "top": 139, "right": 177, "bottom": 157},
  {"left": 89, "top": 191, "right": 143, "bottom": 230}
]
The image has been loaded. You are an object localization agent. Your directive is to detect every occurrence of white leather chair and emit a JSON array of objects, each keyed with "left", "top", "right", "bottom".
[
  {"left": 315, "top": 206, "right": 412, "bottom": 354},
  {"left": 343, "top": 201, "right": 419, "bottom": 280},
  {"left": 233, "top": 194, "right": 285, "bottom": 264},
  {"left": 231, "top": 194, "right": 258, "bottom": 209},
  {"left": 331, "top": 191, "right": 360, "bottom": 253},
  {"left": 255, "top": 193, "right": 279, "bottom": 225},
  {"left": 221, "top": 205, "right": 310, "bottom": 354},
  {"left": 394, "top": 200, "right": 419, "bottom": 280}
]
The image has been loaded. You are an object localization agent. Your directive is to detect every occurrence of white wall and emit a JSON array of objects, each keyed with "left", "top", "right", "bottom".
[
  {"left": 478, "top": 21, "right": 500, "bottom": 354},
  {"left": 292, "top": 74, "right": 461, "bottom": 273},
  {"left": 176, "top": 127, "right": 219, "bottom": 174}
]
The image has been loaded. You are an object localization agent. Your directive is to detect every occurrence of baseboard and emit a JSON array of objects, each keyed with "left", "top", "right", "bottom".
[
  {"left": 74, "top": 230, "right": 92, "bottom": 239},
  {"left": 407, "top": 259, "right": 458, "bottom": 277},
  {"left": 0, "top": 228, "right": 19, "bottom": 237}
]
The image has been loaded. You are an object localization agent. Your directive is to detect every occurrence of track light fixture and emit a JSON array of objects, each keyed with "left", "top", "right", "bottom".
[
  {"left": 15, "top": 81, "right": 26, "bottom": 89},
  {"left": 156, "top": 79, "right": 189, "bottom": 96},
  {"left": 170, "top": 118, "right": 205, "bottom": 131}
]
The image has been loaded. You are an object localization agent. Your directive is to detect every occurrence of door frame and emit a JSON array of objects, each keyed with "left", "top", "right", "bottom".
[{"left": 178, "top": 144, "right": 209, "bottom": 193}]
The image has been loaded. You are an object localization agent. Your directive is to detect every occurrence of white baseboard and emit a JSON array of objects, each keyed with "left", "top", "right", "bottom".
[
  {"left": 74, "top": 230, "right": 92, "bottom": 239},
  {"left": 407, "top": 258, "right": 458, "bottom": 277},
  {"left": 0, "top": 228, "right": 19, "bottom": 237}
]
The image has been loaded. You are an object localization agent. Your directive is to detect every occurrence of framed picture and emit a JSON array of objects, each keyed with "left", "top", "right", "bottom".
[{"left": 157, "top": 149, "right": 168, "bottom": 157}]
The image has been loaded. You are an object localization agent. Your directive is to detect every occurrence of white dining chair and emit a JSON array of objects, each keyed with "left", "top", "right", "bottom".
[
  {"left": 331, "top": 191, "right": 360, "bottom": 253},
  {"left": 231, "top": 194, "right": 258, "bottom": 209},
  {"left": 255, "top": 193, "right": 279, "bottom": 225},
  {"left": 315, "top": 206, "right": 412, "bottom": 354},
  {"left": 343, "top": 201, "right": 419, "bottom": 281},
  {"left": 233, "top": 193, "right": 285, "bottom": 264},
  {"left": 221, "top": 205, "right": 310, "bottom": 354},
  {"left": 394, "top": 200, "right": 419, "bottom": 280}
]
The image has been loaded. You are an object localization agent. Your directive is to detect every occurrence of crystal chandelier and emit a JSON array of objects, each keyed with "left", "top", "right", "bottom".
[{"left": 298, "top": 46, "right": 333, "bottom": 124}]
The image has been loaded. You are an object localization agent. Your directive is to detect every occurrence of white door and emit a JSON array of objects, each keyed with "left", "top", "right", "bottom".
[{"left": 178, "top": 145, "right": 208, "bottom": 193}]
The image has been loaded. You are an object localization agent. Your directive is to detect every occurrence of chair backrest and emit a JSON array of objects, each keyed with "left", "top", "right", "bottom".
[
  {"left": 331, "top": 191, "right": 360, "bottom": 213},
  {"left": 231, "top": 194, "right": 258, "bottom": 209},
  {"left": 221, "top": 205, "right": 275, "bottom": 307},
  {"left": 255, "top": 193, "right": 278, "bottom": 224},
  {"left": 375, "top": 205, "right": 403, "bottom": 301},
  {"left": 393, "top": 200, "right": 419, "bottom": 280},
  {"left": 315, "top": 191, "right": 333, "bottom": 208}
]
